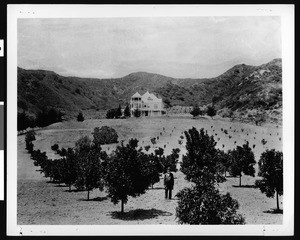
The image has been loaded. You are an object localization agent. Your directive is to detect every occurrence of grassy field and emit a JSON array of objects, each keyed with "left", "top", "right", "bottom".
[{"left": 17, "top": 114, "right": 283, "bottom": 225}]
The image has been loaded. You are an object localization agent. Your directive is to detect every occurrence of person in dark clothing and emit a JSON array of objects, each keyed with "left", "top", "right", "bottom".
[{"left": 164, "top": 167, "right": 174, "bottom": 199}]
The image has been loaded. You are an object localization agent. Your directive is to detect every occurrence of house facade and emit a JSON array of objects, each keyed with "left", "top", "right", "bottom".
[{"left": 130, "top": 91, "right": 165, "bottom": 116}]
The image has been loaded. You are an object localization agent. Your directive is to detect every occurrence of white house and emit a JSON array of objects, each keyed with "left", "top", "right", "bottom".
[{"left": 130, "top": 91, "right": 165, "bottom": 116}]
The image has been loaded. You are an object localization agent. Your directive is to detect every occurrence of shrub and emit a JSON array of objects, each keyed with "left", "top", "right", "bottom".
[
  {"left": 36, "top": 108, "right": 64, "bottom": 128},
  {"left": 190, "top": 106, "right": 202, "bottom": 118},
  {"left": 207, "top": 105, "right": 217, "bottom": 119},
  {"left": 18, "top": 111, "right": 36, "bottom": 132},
  {"left": 176, "top": 127, "right": 244, "bottom": 224},
  {"left": 77, "top": 112, "right": 84, "bottom": 122},
  {"left": 51, "top": 143, "right": 59, "bottom": 152},
  {"left": 106, "top": 109, "right": 116, "bottom": 119},
  {"left": 176, "top": 186, "right": 245, "bottom": 224},
  {"left": 133, "top": 108, "right": 141, "bottom": 118},
  {"left": 92, "top": 126, "right": 118, "bottom": 147}
]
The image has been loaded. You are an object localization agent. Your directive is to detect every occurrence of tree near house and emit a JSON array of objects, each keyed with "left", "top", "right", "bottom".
[
  {"left": 255, "top": 149, "right": 283, "bottom": 211},
  {"left": 103, "top": 139, "right": 151, "bottom": 213},
  {"left": 133, "top": 108, "right": 141, "bottom": 118},
  {"left": 190, "top": 105, "right": 201, "bottom": 118},
  {"left": 124, "top": 105, "right": 131, "bottom": 118},
  {"left": 229, "top": 141, "right": 256, "bottom": 187},
  {"left": 207, "top": 105, "right": 217, "bottom": 119}
]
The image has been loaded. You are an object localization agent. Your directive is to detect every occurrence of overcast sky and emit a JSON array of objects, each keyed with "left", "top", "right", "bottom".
[{"left": 18, "top": 17, "right": 281, "bottom": 79}]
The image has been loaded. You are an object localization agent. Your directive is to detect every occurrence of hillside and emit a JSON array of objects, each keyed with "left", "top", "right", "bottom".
[{"left": 17, "top": 58, "right": 282, "bottom": 123}]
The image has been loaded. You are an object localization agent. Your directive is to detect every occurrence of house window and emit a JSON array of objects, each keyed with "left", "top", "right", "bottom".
[{"left": 154, "top": 104, "right": 158, "bottom": 109}]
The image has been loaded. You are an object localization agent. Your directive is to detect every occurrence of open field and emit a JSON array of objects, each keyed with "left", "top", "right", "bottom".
[{"left": 17, "top": 115, "right": 283, "bottom": 225}]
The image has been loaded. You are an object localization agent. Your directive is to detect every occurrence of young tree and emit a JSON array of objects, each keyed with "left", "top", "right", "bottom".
[
  {"left": 176, "top": 185, "right": 245, "bottom": 224},
  {"left": 207, "top": 105, "right": 217, "bottom": 119},
  {"left": 60, "top": 148, "right": 78, "bottom": 191},
  {"left": 150, "top": 137, "right": 157, "bottom": 148},
  {"left": 51, "top": 143, "right": 59, "bottom": 153},
  {"left": 144, "top": 145, "right": 151, "bottom": 152},
  {"left": 180, "top": 127, "right": 225, "bottom": 186},
  {"left": 216, "top": 149, "right": 230, "bottom": 177},
  {"left": 176, "top": 127, "right": 244, "bottom": 224},
  {"left": 104, "top": 139, "right": 151, "bottom": 213},
  {"left": 255, "top": 149, "right": 283, "bottom": 211},
  {"left": 74, "top": 136, "right": 104, "bottom": 200},
  {"left": 124, "top": 105, "right": 131, "bottom": 118},
  {"left": 77, "top": 112, "right": 84, "bottom": 122},
  {"left": 229, "top": 142, "right": 256, "bottom": 186}
]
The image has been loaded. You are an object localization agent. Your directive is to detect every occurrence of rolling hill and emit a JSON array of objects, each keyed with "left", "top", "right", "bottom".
[{"left": 17, "top": 58, "right": 282, "bottom": 123}]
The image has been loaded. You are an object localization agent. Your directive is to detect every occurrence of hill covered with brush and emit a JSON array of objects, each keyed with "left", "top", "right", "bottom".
[{"left": 18, "top": 58, "right": 282, "bottom": 123}]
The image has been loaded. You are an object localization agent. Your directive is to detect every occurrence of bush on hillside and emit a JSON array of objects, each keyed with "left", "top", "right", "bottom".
[
  {"left": 36, "top": 108, "right": 64, "bottom": 128},
  {"left": 92, "top": 126, "right": 118, "bottom": 147},
  {"left": 77, "top": 112, "right": 84, "bottom": 122}
]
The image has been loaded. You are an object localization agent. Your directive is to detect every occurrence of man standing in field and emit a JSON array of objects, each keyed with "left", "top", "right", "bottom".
[{"left": 164, "top": 167, "right": 174, "bottom": 199}]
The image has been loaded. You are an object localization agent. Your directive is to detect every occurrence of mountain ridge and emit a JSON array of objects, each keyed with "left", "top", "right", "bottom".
[{"left": 18, "top": 58, "right": 282, "bottom": 123}]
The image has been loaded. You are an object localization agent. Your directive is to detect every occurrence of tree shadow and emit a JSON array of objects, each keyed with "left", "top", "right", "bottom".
[
  {"left": 263, "top": 208, "right": 283, "bottom": 214},
  {"left": 232, "top": 185, "right": 257, "bottom": 188},
  {"left": 147, "top": 187, "right": 165, "bottom": 190},
  {"left": 110, "top": 208, "right": 172, "bottom": 221},
  {"left": 64, "top": 189, "right": 86, "bottom": 193},
  {"left": 54, "top": 184, "right": 68, "bottom": 187},
  {"left": 79, "top": 196, "right": 108, "bottom": 202}
]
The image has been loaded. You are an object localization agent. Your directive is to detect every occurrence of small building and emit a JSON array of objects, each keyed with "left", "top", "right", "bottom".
[{"left": 130, "top": 91, "right": 165, "bottom": 116}]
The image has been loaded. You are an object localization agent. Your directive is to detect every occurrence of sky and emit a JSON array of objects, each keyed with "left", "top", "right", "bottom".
[{"left": 18, "top": 17, "right": 281, "bottom": 79}]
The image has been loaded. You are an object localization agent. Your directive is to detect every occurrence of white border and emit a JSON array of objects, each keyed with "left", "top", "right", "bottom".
[{"left": 7, "top": 4, "right": 294, "bottom": 236}]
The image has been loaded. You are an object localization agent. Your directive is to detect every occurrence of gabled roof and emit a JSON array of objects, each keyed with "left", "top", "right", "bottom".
[
  {"left": 132, "top": 92, "right": 141, "bottom": 98},
  {"left": 141, "top": 91, "right": 162, "bottom": 102}
]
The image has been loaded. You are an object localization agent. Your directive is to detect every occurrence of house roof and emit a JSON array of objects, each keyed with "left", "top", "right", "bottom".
[
  {"left": 141, "top": 91, "right": 162, "bottom": 102},
  {"left": 132, "top": 92, "right": 142, "bottom": 98}
]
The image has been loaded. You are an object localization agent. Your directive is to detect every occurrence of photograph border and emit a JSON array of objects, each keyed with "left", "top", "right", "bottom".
[{"left": 7, "top": 4, "right": 295, "bottom": 236}]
